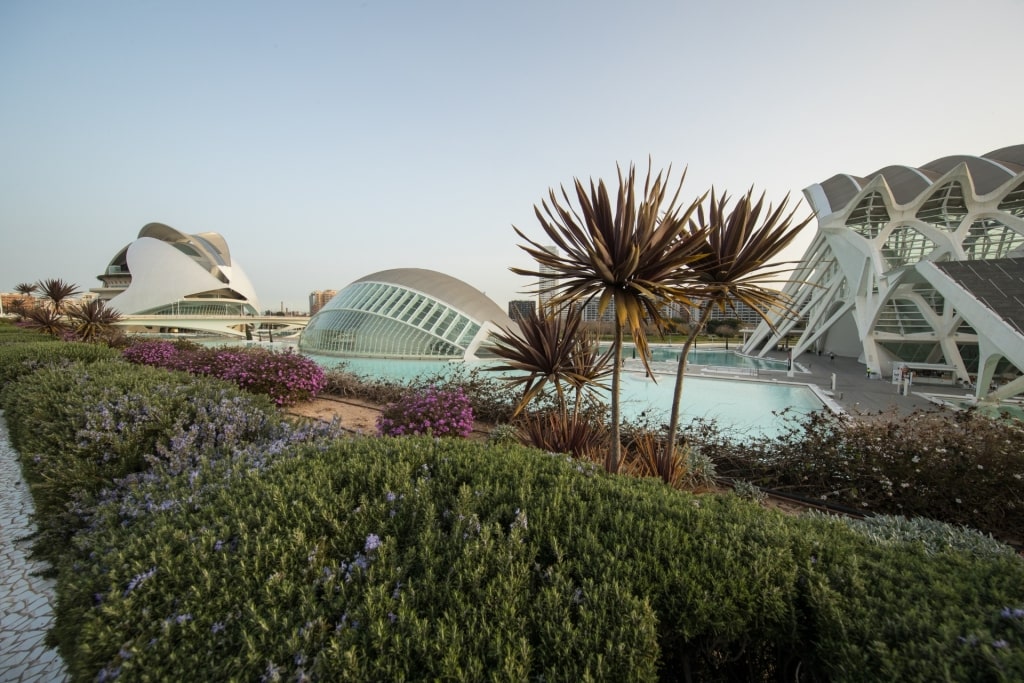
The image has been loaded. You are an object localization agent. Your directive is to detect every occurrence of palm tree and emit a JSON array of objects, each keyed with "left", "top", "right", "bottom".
[
  {"left": 664, "top": 187, "right": 814, "bottom": 458},
  {"left": 12, "top": 282, "right": 38, "bottom": 316},
  {"left": 35, "top": 278, "right": 81, "bottom": 313},
  {"left": 66, "top": 298, "right": 124, "bottom": 342},
  {"left": 511, "top": 162, "right": 707, "bottom": 473},
  {"left": 15, "top": 282, "right": 37, "bottom": 299},
  {"left": 488, "top": 305, "right": 613, "bottom": 418},
  {"left": 20, "top": 306, "right": 69, "bottom": 337}
]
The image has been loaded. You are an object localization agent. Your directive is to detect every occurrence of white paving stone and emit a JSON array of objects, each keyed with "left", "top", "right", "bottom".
[{"left": 0, "top": 410, "right": 68, "bottom": 683}]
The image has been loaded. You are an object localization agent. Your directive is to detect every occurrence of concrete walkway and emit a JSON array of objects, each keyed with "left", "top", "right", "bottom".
[
  {"left": 766, "top": 348, "right": 944, "bottom": 417},
  {"left": 0, "top": 411, "right": 67, "bottom": 683}
]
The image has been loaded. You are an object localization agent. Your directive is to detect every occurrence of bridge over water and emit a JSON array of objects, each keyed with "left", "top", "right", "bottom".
[{"left": 115, "top": 314, "right": 311, "bottom": 339}]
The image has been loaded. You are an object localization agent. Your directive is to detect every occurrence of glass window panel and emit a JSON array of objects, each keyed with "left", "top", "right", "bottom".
[
  {"left": 846, "top": 192, "right": 890, "bottom": 238},
  {"left": 915, "top": 181, "right": 967, "bottom": 231}
]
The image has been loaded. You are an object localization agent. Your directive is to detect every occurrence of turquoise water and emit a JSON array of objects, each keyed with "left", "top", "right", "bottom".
[
  {"left": 308, "top": 353, "right": 822, "bottom": 438},
  {"left": 624, "top": 345, "right": 791, "bottom": 371},
  {"left": 202, "top": 341, "right": 822, "bottom": 437}
]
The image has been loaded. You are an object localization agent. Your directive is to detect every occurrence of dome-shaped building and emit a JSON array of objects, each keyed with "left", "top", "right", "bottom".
[
  {"left": 298, "top": 268, "right": 516, "bottom": 360},
  {"left": 94, "top": 223, "right": 261, "bottom": 317}
]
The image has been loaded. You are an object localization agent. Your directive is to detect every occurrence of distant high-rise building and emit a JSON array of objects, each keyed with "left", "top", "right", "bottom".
[
  {"left": 508, "top": 299, "right": 536, "bottom": 321},
  {"left": 308, "top": 289, "right": 338, "bottom": 316},
  {"left": 538, "top": 246, "right": 559, "bottom": 314}
]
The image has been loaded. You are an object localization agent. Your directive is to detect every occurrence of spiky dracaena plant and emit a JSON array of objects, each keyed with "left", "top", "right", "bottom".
[
  {"left": 20, "top": 305, "right": 69, "bottom": 337},
  {"left": 664, "top": 187, "right": 814, "bottom": 460},
  {"left": 511, "top": 163, "right": 707, "bottom": 473},
  {"left": 35, "top": 278, "right": 81, "bottom": 313},
  {"left": 66, "top": 298, "right": 124, "bottom": 342},
  {"left": 488, "top": 304, "right": 613, "bottom": 418}
]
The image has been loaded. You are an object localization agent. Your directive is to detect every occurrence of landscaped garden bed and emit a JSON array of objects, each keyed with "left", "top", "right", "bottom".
[{"left": 1, "top": 332, "right": 1022, "bottom": 681}]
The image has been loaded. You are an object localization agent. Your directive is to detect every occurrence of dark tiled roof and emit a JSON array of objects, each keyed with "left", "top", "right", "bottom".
[{"left": 934, "top": 258, "right": 1024, "bottom": 335}]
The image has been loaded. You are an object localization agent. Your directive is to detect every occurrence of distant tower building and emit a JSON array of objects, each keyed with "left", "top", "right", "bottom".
[
  {"left": 508, "top": 299, "right": 536, "bottom": 321},
  {"left": 308, "top": 289, "right": 338, "bottom": 316},
  {"left": 538, "top": 246, "right": 559, "bottom": 314}
]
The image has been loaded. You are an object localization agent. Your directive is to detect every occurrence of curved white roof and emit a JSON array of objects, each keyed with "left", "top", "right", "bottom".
[{"left": 104, "top": 223, "right": 259, "bottom": 315}]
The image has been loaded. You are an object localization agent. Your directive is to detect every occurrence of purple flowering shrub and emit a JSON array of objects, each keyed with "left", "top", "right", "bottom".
[
  {"left": 376, "top": 386, "right": 474, "bottom": 438},
  {"left": 122, "top": 339, "right": 326, "bottom": 406}
]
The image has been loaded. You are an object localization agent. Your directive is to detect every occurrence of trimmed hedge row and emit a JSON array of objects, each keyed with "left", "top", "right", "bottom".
[{"left": 1, "top": 344, "right": 1023, "bottom": 681}]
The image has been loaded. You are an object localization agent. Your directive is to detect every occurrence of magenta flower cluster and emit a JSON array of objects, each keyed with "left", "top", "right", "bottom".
[
  {"left": 122, "top": 340, "right": 326, "bottom": 406},
  {"left": 376, "top": 386, "right": 474, "bottom": 438}
]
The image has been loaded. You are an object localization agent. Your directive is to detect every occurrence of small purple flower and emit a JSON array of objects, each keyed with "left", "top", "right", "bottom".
[{"left": 364, "top": 533, "right": 382, "bottom": 552}]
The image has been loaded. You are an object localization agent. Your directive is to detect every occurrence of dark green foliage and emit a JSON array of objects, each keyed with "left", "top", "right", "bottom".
[
  {"left": 1, "top": 359, "right": 282, "bottom": 560},
  {"left": 708, "top": 408, "right": 1024, "bottom": 543},
  {"left": 4, "top": 341, "right": 1023, "bottom": 681},
  {"left": 0, "top": 339, "right": 117, "bottom": 384},
  {"left": 47, "top": 434, "right": 1024, "bottom": 681}
]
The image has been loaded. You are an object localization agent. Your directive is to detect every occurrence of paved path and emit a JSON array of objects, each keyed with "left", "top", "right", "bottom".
[{"left": 0, "top": 411, "right": 67, "bottom": 683}]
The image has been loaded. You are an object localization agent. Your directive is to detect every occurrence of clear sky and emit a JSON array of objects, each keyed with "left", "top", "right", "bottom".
[{"left": 2, "top": 0, "right": 1021, "bottom": 313}]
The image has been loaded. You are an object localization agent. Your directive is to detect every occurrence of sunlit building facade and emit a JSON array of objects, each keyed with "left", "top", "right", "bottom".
[
  {"left": 93, "top": 223, "right": 260, "bottom": 317},
  {"left": 743, "top": 145, "right": 1024, "bottom": 402},
  {"left": 298, "top": 268, "right": 517, "bottom": 360}
]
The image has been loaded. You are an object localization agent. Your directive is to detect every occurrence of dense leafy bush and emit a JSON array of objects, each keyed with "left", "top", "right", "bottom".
[
  {"left": 5, "top": 338, "right": 1022, "bottom": 681},
  {"left": 0, "top": 359, "right": 339, "bottom": 561},
  {"left": 0, "top": 339, "right": 118, "bottom": 384},
  {"left": 323, "top": 363, "right": 518, "bottom": 425},
  {"left": 700, "top": 408, "right": 1024, "bottom": 543},
  {"left": 121, "top": 338, "right": 326, "bottom": 405},
  {"left": 45, "top": 434, "right": 1023, "bottom": 681},
  {"left": 376, "top": 385, "right": 474, "bottom": 437}
]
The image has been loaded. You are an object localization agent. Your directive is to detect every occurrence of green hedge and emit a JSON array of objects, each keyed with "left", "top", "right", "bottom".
[
  {"left": 0, "top": 339, "right": 118, "bottom": 385},
  {"left": 42, "top": 436, "right": 1023, "bottom": 681},
  {"left": 2, "top": 339, "right": 1022, "bottom": 681}
]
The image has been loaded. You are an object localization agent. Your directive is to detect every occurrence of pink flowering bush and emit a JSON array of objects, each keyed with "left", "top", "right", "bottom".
[
  {"left": 376, "top": 386, "right": 474, "bottom": 438},
  {"left": 122, "top": 340, "right": 325, "bottom": 406}
]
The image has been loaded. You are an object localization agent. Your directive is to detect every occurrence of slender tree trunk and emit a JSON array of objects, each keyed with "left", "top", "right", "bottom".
[
  {"left": 607, "top": 319, "right": 623, "bottom": 473},
  {"left": 666, "top": 303, "right": 714, "bottom": 461}
]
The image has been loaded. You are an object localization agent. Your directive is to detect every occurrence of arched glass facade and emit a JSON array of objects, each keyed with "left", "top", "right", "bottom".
[{"left": 299, "top": 270, "right": 511, "bottom": 359}]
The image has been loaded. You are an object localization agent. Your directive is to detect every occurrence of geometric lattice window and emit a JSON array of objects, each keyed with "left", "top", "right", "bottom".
[
  {"left": 912, "top": 283, "right": 944, "bottom": 315},
  {"left": 998, "top": 181, "right": 1024, "bottom": 218},
  {"left": 963, "top": 220, "right": 1024, "bottom": 260},
  {"left": 846, "top": 192, "right": 890, "bottom": 238},
  {"left": 881, "top": 226, "right": 936, "bottom": 269},
  {"left": 878, "top": 341, "right": 943, "bottom": 363},
  {"left": 875, "top": 298, "right": 933, "bottom": 334},
  {"left": 916, "top": 181, "right": 968, "bottom": 231}
]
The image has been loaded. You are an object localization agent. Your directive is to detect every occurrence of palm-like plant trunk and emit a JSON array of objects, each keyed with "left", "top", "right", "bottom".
[
  {"left": 607, "top": 319, "right": 624, "bottom": 473},
  {"left": 666, "top": 302, "right": 714, "bottom": 462}
]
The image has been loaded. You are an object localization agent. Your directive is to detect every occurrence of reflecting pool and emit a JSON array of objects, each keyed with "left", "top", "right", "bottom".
[{"left": 307, "top": 353, "right": 823, "bottom": 438}]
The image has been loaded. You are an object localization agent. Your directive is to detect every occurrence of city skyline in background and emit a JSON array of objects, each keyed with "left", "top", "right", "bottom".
[{"left": 3, "top": 1, "right": 1021, "bottom": 311}]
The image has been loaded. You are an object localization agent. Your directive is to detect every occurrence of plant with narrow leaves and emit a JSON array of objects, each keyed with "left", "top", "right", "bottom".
[
  {"left": 66, "top": 298, "right": 124, "bottom": 342},
  {"left": 488, "top": 305, "right": 612, "bottom": 418},
  {"left": 511, "top": 162, "right": 708, "bottom": 472},
  {"left": 35, "top": 277, "right": 81, "bottom": 313},
  {"left": 664, "top": 187, "right": 813, "bottom": 462}
]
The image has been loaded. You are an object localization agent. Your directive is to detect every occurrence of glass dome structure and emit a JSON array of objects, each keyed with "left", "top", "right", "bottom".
[{"left": 298, "top": 268, "right": 516, "bottom": 360}]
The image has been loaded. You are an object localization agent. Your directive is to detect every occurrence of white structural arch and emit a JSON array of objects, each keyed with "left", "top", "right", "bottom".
[{"left": 743, "top": 145, "right": 1024, "bottom": 403}]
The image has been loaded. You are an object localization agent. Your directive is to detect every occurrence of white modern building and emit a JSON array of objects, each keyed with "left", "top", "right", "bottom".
[
  {"left": 743, "top": 145, "right": 1024, "bottom": 403},
  {"left": 92, "top": 223, "right": 261, "bottom": 335},
  {"left": 298, "top": 268, "right": 517, "bottom": 360}
]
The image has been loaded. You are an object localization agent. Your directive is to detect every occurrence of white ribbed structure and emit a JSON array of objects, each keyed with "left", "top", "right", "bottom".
[{"left": 743, "top": 145, "right": 1024, "bottom": 403}]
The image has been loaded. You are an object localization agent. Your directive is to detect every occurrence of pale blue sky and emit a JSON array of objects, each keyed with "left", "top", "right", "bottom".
[{"left": 2, "top": 0, "right": 1021, "bottom": 312}]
